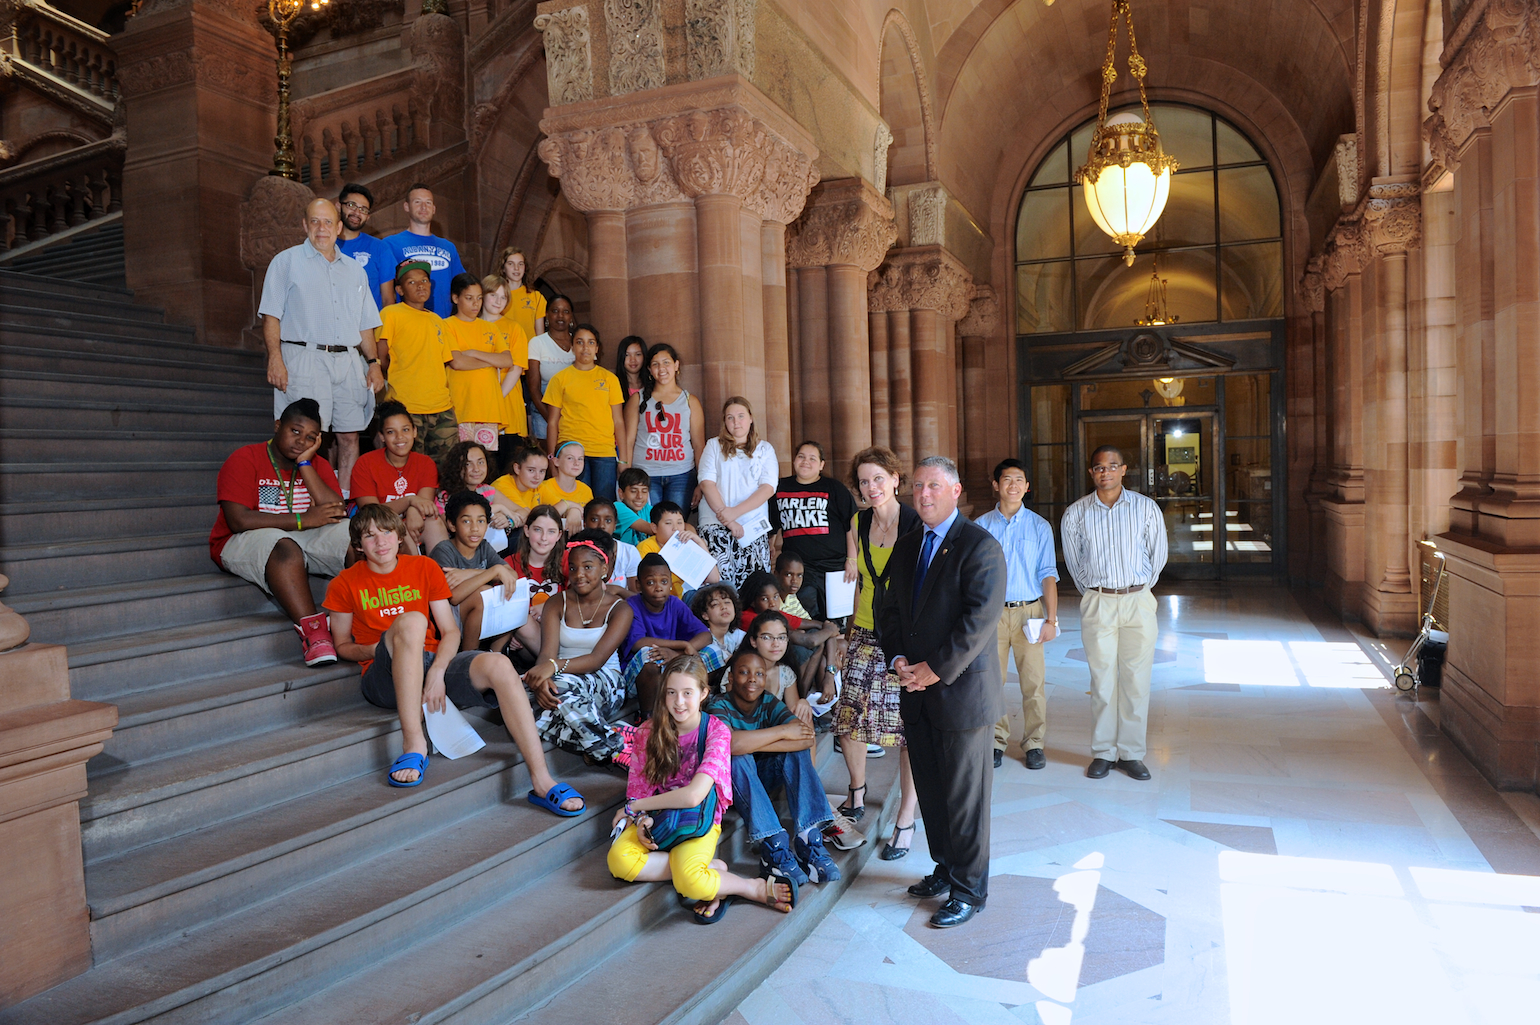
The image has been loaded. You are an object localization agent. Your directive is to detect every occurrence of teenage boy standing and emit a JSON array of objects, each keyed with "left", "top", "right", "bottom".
[
  {"left": 383, "top": 184, "right": 465, "bottom": 318},
  {"left": 377, "top": 260, "right": 457, "bottom": 461}
]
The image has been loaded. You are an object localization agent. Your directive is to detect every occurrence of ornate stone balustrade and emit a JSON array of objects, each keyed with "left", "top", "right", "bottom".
[
  {"left": 1, "top": 0, "right": 118, "bottom": 106},
  {"left": 0, "top": 134, "right": 122, "bottom": 251}
]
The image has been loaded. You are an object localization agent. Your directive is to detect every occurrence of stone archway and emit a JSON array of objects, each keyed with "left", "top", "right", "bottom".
[{"left": 878, "top": 10, "right": 937, "bottom": 189}]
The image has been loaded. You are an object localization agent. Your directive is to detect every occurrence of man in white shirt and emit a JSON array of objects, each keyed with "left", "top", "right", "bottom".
[{"left": 1059, "top": 445, "right": 1167, "bottom": 781}]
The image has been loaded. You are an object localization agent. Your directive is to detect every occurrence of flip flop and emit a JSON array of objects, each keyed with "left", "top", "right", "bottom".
[
  {"left": 763, "top": 872, "right": 798, "bottom": 913},
  {"left": 526, "top": 781, "right": 586, "bottom": 817},
  {"left": 386, "top": 751, "right": 428, "bottom": 788},
  {"left": 692, "top": 897, "right": 733, "bottom": 925}
]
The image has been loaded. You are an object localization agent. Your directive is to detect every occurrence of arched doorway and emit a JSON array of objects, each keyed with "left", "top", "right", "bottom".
[{"left": 1015, "top": 104, "right": 1286, "bottom": 579}]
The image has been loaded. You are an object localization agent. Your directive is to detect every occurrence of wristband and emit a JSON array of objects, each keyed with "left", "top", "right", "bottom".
[
  {"left": 366, "top": 358, "right": 379, "bottom": 365},
  {"left": 296, "top": 459, "right": 312, "bottom": 467},
  {"left": 296, "top": 514, "right": 304, "bottom": 531}
]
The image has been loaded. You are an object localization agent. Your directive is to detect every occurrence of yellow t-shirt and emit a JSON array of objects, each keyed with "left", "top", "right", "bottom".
[
  {"left": 537, "top": 476, "right": 594, "bottom": 509},
  {"left": 490, "top": 474, "right": 541, "bottom": 510},
  {"left": 495, "top": 316, "right": 530, "bottom": 436},
  {"left": 442, "top": 317, "right": 509, "bottom": 424},
  {"left": 378, "top": 303, "right": 452, "bottom": 415},
  {"left": 635, "top": 535, "right": 685, "bottom": 598},
  {"left": 504, "top": 286, "right": 546, "bottom": 343},
  {"left": 543, "top": 365, "right": 624, "bottom": 457}
]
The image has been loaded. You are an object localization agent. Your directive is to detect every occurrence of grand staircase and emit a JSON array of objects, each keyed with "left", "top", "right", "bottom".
[{"left": 0, "top": 268, "right": 899, "bottom": 1024}]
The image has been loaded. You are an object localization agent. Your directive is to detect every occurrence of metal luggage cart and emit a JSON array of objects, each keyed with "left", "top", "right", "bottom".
[{"left": 1393, "top": 549, "right": 1447, "bottom": 693}]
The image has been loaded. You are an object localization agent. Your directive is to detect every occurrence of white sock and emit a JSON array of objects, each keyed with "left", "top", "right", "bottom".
[{"left": 798, "top": 827, "right": 815, "bottom": 843}]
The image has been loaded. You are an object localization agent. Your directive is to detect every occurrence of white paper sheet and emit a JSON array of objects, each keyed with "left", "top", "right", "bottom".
[
  {"left": 806, "top": 671, "right": 841, "bottom": 716},
  {"left": 737, "top": 507, "right": 773, "bottom": 545},
  {"left": 824, "top": 571, "right": 858, "bottom": 619},
  {"left": 1024, "top": 618, "right": 1047, "bottom": 644},
  {"left": 479, "top": 578, "right": 531, "bottom": 638},
  {"left": 422, "top": 698, "right": 487, "bottom": 759},
  {"left": 660, "top": 532, "right": 718, "bottom": 589},
  {"left": 485, "top": 526, "right": 509, "bottom": 552}
]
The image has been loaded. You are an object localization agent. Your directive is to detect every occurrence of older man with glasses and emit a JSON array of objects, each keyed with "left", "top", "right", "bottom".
[{"left": 1059, "top": 444, "right": 1167, "bottom": 781}]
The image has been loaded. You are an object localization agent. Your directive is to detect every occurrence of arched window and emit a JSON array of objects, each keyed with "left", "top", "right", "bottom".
[{"left": 1015, "top": 105, "right": 1282, "bottom": 334}]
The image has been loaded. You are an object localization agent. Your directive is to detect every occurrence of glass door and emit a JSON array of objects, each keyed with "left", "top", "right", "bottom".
[
  {"left": 1081, "top": 415, "right": 1147, "bottom": 498},
  {"left": 1150, "top": 412, "right": 1216, "bottom": 570}
]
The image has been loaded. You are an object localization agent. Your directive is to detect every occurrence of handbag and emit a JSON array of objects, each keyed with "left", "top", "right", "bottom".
[{"left": 643, "top": 717, "right": 719, "bottom": 850}]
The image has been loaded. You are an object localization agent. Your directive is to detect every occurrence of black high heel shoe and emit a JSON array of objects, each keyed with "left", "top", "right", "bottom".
[
  {"left": 880, "top": 822, "right": 914, "bottom": 860},
  {"left": 837, "top": 783, "right": 867, "bottom": 823}
]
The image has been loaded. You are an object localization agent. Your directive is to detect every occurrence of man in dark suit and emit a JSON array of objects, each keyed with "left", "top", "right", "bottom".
[{"left": 876, "top": 455, "right": 1008, "bottom": 928}]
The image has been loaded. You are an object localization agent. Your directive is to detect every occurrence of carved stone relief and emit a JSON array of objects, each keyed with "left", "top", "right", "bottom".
[
  {"left": 537, "top": 126, "right": 636, "bottom": 211},
  {"left": 409, "top": 9, "right": 464, "bottom": 141},
  {"left": 1321, "top": 217, "right": 1369, "bottom": 293},
  {"left": 605, "top": 0, "right": 665, "bottom": 96},
  {"left": 873, "top": 122, "right": 893, "bottom": 195},
  {"left": 786, "top": 181, "right": 896, "bottom": 272},
  {"left": 1427, "top": 0, "right": 1540, "bottom": 158},
  {"left": 1362, "top": 180, "right": 1421, "bottom": 254},
  {"left": 654, "top": 107, "right": 768, "bottom": 199},
  {"left": 685, "top": 0, "right": 756, "bottom": 82},
  {"left": 240, "top": 174, "right": 315, "bottom": 272},
  {"left": 867, "top": 248, "right": 973, "bottom": 320},
  {"left": 957, "top": 285, "right": 999, "bottom": 337},
  {"left": 534, "top": 5, "right": 593, "bottom": 106},
  {"left": 907, "top": 184, "right": 946, "bottom": 248},
  {"left": 1334, "top": 134, "right": 1358, "bottom": 208},
  {"left": 1299, "top": 259, "right": 1325, "bottom": 314}
]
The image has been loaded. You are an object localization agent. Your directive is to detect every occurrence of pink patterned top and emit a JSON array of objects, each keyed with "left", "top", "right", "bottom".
[{"left": 626, "top": 715, "right": 733, "bottom": 826}]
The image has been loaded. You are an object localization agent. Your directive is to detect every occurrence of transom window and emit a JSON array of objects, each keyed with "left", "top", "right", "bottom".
[{"left": 1015, "top": 104, "right": 1282, "bottom": 334}]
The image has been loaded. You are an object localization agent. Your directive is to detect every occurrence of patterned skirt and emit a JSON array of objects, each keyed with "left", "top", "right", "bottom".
[
  {"left": 831, "top": 625, "right": 906, "bottom": 747},
  {"left": 698, "top": 522, "right": 772, "bottom": 592},
  {"left": 533, "top": 666, "right": 627, "bottom": 761}
]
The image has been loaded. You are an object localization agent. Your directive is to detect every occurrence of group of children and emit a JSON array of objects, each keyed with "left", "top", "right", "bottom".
[{"left": 211, "top": 397, "right": 859, "bottom": 925}]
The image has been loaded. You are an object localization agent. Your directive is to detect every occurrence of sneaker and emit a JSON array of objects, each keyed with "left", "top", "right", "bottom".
[
  {"left": 822, "top": 810, "right": 867, "bottom": 851},
  {"left": 759, "top": 832, "right": 809, "bottom": 886},
  {"left": 795, "top": 832, "right": 842, "bottom": 883},
  {"left": 866, "top": 743, "right": 885, "bottom": 758},
  {"left": 295, "top": 612, "right": 337, "bottom": 666}
]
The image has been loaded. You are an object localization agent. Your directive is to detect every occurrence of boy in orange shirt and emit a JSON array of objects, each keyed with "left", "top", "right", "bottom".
[{"left": 324, "top": 504, "right": 585, "bottom": 816}]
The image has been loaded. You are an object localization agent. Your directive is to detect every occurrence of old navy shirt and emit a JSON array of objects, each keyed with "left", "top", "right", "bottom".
[{"left": 975, "top": 503, "right": 1059, "bottom": 603}]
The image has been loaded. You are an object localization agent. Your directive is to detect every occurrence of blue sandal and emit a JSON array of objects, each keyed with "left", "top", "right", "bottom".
[
  {"left": 387, "top": 751, "right": 428, "bottom": 788},
  {"left": 527, "top": 781, "right": 586, "bottom": 817}
]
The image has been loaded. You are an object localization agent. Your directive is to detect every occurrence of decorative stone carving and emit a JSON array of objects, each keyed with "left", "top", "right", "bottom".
[
  {"left": 538, "top": 126, "right": 638, "bottom": 211},
  {"left": 409, "top": 10, "right": 464, "bottom": 143},
  {"left": 786, "top": 179, "right": 895, "bottom": 271},
  {"left": 534, "top": 5, "right": 593, "bottom": 106},
  {"left": 748, "top": 139, "right": 820, "bottom": 224},
  {"left": 0, "top": 574, "right": 30, "bottom": 653},
  {"left": 1299, "top": 258, "right": 1325, "bottom": 314},
  {"left": 239, "top": 174, "right": 315, "bottom": 273},
  {"left": 1321, "top": 217, "right": 1369, "bottom": 293},
  {"left": 113, "top": 50, "right": 197, "bottom": 96},
  {"left": 605, "top": 0, "right": 665, "bottom": 96},
  {"left": 1427, "top": 0, "right": 1540, "bottom": 157},
  {"left": 867, "top": 246, "right": 973, "bottom": 321},
  {"left": 654, "top": 107, "right": 768, "bottom": 199},
  {"left": 1334, "top": 134, "right": 1358, "bottom": 208},
  {"left": 685, "top": 0, "right": 756, "bottom": 81},
  {"left": 907, "top": 184, "right": 946, "bottom": 248},
  {"left": 957, "top": 285, "right": 999, "bottom": 337},
  {"left": 873, "top": 121, "right": 893, "bottom": 194},
  {"left": 1363, "top": 180, "right": 1421, "bottom": 254}
]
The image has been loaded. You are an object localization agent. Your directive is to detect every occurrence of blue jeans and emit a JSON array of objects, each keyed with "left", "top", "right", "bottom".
[
  {"left": 649, "top": 469, "right": 695, "bottom": 509},
  {"left": 730, "top": 750, "right": 834, "bottom": 843},
  {"left": 579, "top": 456, "right": 618, "bottom": 501}
]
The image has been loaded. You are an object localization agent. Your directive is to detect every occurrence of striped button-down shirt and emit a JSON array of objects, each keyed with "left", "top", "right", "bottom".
[
  {"left": 975, "top": 504, "right": 1058, "bottom": 602},
  {"left": 1060, "top": 488, "right": 1167, "bottom": 592},
  {"left": 258, "top": 239, "right": 382, "bottom": 348}
]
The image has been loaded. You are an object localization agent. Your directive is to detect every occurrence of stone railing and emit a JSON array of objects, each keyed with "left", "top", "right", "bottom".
[
  {"left": 291, "top": 65, "right": 440, "bottom": 188},
  {"left": 1, "top": 0, "right": 119, "bottom": 104},
  {"left": 0, "top": 135, "right": 123, "bottom": 251}
]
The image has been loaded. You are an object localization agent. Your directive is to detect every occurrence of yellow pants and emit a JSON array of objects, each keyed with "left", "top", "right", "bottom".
[{"left": 607, "top": 823, "right": 722, "bottom": 902}]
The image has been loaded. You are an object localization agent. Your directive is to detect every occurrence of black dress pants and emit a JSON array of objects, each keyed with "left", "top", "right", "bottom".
[{"left": 905, "top": 712, "right": 994, "bottom": 904}]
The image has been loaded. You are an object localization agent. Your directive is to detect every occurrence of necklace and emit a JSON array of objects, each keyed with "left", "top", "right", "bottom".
[
  {"left": 265, "top": 441, "right": 298, "bottom": 513},
  {"left": 870, "top": 505, "right": 898, "bottom": 541},
  {"left": 575, "top": 590, "right": 605, "bottom": 627}
]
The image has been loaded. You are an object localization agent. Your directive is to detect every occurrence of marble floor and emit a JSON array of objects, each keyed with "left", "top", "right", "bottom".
[{"left": 724, "top": 584, "right": 1540, "bottom": 1025}]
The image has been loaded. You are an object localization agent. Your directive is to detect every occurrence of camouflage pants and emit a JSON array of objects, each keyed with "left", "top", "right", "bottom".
[{"left": 411, "top": 409, "right": 458, "bottom": 463}]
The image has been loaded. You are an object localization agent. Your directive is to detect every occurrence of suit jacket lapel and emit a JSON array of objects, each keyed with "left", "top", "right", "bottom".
[{"left": 915, "top": 518, "right": 964, "bottom": 613}]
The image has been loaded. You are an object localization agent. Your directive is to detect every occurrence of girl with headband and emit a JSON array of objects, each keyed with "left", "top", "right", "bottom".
[{"left": 521, "top": 530, "right": 634, "bottom": 760}]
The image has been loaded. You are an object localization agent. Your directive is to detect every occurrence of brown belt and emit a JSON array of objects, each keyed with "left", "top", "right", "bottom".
[{"left": 1092, "top": 584, "right": 1145, "bottom": 594}]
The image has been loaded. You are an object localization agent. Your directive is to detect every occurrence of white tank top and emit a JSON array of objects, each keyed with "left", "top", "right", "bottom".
[
  {"left": 632, "top": 388, "right": 695, "bottom": 476},
  {"left": 557, "top": 596, "right": 621, "bottom": 674}
]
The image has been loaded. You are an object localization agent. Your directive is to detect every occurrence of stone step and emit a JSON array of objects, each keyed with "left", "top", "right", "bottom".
[
  {"left": 1, "top": 762, "right": 627, "bottom": 1025},
  {"left": 11, "top": 572, "right": 275, "bottom": 646},
  {"left": 0, "top": 427, "right": 251, "bottom": 464},
  {"left": 0, "top": 494, "right": 216, "bottom": 546},
  {"left": 67, "top": 610, "right": 313, "bottom": 702},
  {"left": 0, "top": 303, "right": 199, "bottom": 343},
  {"left": 0, "top": 323, "right": 263, "bottom": 366},
  {"left": 0, "top": 343, "right": 262, "bottom": 390},
  {"left": 0, "top": 394, "right": 272, "bottom": 433},
  {"left": 0, "top": 368, "right": 270, "bottom": 408},
  {"left": 0, "top": 267, "right": 136, "bottom": 303},
  {"left": 0, "top": 529, "right": 213, "bottom": 593},
  {"left": 0, "top": 460, "right": 222, "bottom": 501},
  {"left": 0, "top": 279, "right": 164, "bottom": 324}
]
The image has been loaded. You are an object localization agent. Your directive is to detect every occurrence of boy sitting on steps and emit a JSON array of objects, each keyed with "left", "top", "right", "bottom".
[{"left": 324, "top": 504, "right": 585, "bottom": 816}]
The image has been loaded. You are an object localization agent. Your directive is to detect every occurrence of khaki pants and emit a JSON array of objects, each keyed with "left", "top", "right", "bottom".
[
  {"left": 993, "top": 600, "right": 1047, "bottom": 752},
  {"left": 1079, "top": 588, "right": 1158, "bottom": 760}
]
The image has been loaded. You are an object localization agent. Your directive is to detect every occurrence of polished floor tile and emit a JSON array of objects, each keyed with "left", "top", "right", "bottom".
[{"left": 728, "top": 584, "right": 1540, "bottom": 1025}]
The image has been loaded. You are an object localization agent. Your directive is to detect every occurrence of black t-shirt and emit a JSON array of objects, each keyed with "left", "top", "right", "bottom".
[{"left": 770, "top": 474, "right": 859, "bottom": 573}]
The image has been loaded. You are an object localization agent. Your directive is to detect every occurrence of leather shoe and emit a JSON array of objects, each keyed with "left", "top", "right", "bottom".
[
  {"left": 1024, "top": 748, "right": 1046, "bottom": 770},
  {"left": 993, "top": 749, "right": 1004, "bottom": 769},
  {"left": 1117, "top": 758, "right": 1152, "bottom": 780},
  {"left": 1085, "top": 757, "right": 1113, "bottom": 779},
  {"left": 907, "top": 871, "right": 950, "bottom": 898},
  {"left": 929, "top": 897, "right": 981, "bottom": 928}
]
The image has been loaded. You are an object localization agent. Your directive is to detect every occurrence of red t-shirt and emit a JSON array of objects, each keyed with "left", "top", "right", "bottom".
[
  {"left": 209, "top": 442, "right": 342, "bottom": 564},
  {"left": 740, "top": 609, "right": 803, "bottom": 632},
  {"left": 323, "top": 554, "right": 451, "bottom": 673},
  {"left": 349, "top": 449, "right": 438, "bottom": 504},
  {"left": 505, "top": 554, "right": 560, "bottom": 606}
]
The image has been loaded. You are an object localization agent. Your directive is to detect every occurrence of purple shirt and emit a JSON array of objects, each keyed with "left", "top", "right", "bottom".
[{"left": 623, "top": 594, "right": 707, "bottom": 667}]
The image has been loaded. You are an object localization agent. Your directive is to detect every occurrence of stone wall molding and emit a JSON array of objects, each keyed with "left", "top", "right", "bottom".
[
  {"left": 873, "top": 121, "right": 893, "bottom": 194},
  {"left": 786, "top": 177, "right": 895, "bottom": 271},
  {"left": 685, "top": 0, "right": 755, "bottom": 82},
  {"left": 1427, "top": 0, "right": 1540, "bottom": 159},
  {"left": 604, "top": 0, "right": 664, "bottom": 96},
  {"left": 534, "top": 3, "right": 593, "bottom": 106},
  {"left": 1299, "top": 257, "right": 1325, "bottom": 314},
  {"left": 957, "top": 284, "right": 998, "bottom": 336},
  {"left": 1362, "top": 178, "right": 1421, "bottom": 254},
  {"left": 867, "top": 245, "right": 973, "bottom": 321}
]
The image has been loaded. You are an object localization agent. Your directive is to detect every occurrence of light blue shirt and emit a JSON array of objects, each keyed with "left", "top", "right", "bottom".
[
  {"left": 976, "top": 503, "right": 1059, "bottom": 602},
  {"left": 258, "top": 239, "right": 382, "bottom": 347}
]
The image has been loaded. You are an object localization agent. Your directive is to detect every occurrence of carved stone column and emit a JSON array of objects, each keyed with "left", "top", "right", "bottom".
[
  {"left": 786, "top": 178, "right": 896, "bottom": 468},
  {"left": 0, "top": 576, "right": 117, "bottom": 1002},
  {"left": 958, "top": 286, "right": 1000, "bottom": 498},
  {"left": 1300, "top": 261, "right": 1331, "bottom": 585},
  {"left": 1319, "top": 217, "right": 1369, "bottom": 616}
]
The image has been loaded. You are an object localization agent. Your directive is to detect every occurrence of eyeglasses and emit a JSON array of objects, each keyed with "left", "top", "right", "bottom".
[
  {"left": 1090, "top": 464, "right": 1124, "bottom": 473},
  {"left": 340, "top": 200, "right": 370, "bottom": 213}
]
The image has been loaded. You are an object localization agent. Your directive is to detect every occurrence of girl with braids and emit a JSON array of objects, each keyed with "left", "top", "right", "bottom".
[
  {"left": 607, "top": 653, "right": 797, "bottom": 924},
  {"left": 521, "top": 530, "right": 633, "bottom": 760}
]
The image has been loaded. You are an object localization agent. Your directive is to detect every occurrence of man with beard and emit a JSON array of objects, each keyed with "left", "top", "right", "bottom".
[{"left": 335, "top": 183, "right": 394, "bottom": 312}]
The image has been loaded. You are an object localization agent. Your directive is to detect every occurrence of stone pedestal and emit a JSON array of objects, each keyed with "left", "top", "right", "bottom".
[
  {"left": 0, "top": 578, "right": 117, "bottom": 1003},
  {"left": 115, "top": 0, "right": 278, "bottom": 347}
]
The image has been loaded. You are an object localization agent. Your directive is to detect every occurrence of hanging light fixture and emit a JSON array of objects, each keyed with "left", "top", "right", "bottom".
[
  {"left": 1135, "top": 257, "right": 1179, "bottom": 326},
  {"left": 1075, "top": 0, "right": 1179, "bottom": 267}
]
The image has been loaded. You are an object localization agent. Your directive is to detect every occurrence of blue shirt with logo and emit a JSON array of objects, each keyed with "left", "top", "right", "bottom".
[
  {"left": 336, "top": 232, "right": 393, "bottom": 311},
  {"left": 383, "top": 231, "right": 466, "bottom": 318}
]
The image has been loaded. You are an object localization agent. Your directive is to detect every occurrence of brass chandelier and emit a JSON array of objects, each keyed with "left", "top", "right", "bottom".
[{"left": 1075, "top": 0, "right": 1179, "bottom": 267}]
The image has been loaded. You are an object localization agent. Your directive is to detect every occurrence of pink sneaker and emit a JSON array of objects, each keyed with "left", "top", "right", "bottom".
[{"left": 295, "top": 612, "right": 338, "bottom": 666}]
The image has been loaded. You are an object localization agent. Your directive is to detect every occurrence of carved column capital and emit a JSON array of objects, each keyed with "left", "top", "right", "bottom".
[
  {"left": 786, "top": 178, "right": 896, "bottom": 271},
  {"left": 534, "top": 3, "right": 593, "bottom": 106},
  {"left": 537, "top": 126, "right": 642, "bottom": 211},
  {"left": 957, "top": 284, "right": 999, "bottom": 336},
  {"left": 867, "top": 246, "right": 974, "bottom": 321},
  {"left": 654, "top": 107, "right": 769, "bottom": 201},
  {"left": 1427, "top": 0, "right": 1540, "bottom": 157},
  {"left": 1321, "top": 217, "right": 1369, "bottom": 293},
  {"left": 1299, "top": 258, "right": 1325, "bottom": 314},
  {"left": 1362, "top": 179, "right": 1421, "bottom": 255}
]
